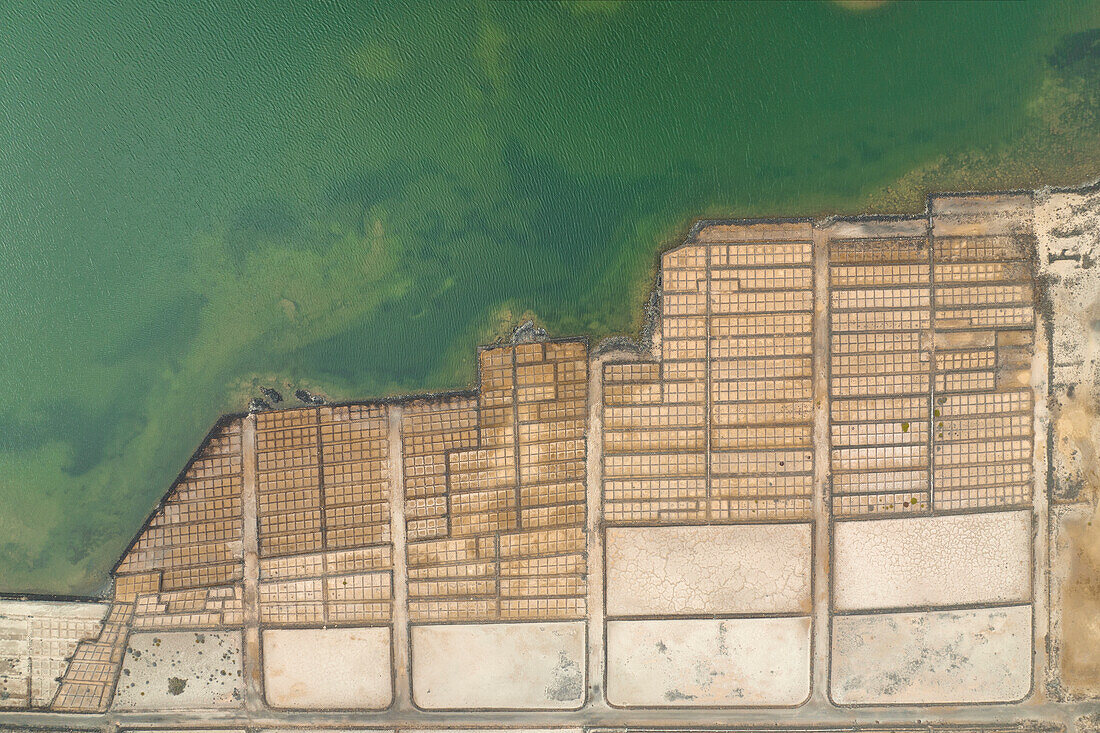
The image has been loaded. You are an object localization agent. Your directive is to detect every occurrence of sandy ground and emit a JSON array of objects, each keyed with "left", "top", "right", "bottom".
[{"left": 1035, "top": 184, "right": 1100, "bottom": 699}]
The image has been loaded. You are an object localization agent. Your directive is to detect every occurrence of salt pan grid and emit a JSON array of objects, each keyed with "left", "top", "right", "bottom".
[{"left": 0, "top": 194, "right": 1051, "bottom": 719}]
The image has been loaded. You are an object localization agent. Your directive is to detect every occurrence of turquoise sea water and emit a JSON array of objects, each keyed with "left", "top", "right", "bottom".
[{"left": 2, "top": 0, "right": 1099, "bottom": 594}]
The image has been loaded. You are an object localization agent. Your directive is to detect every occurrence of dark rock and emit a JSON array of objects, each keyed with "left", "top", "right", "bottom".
[
  {"left": 295, "top": 389, "right": 326, "bottom": 405},
  {"left": 247, "top": 398, "right": 271, "bottom": 414},
  {"left": 260, "top": 386, "right": 283, "bottom": 403},
  {"left": 512, "top": 319, "right": 548, "bottom": 344}
]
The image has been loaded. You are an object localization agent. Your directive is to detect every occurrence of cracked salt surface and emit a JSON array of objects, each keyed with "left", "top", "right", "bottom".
[
  {"left": 833, "top": 510, "right": 1032, "bottom": 611},
  {"left": 606, "top": 524, "right": 812, "bottom": 616}
]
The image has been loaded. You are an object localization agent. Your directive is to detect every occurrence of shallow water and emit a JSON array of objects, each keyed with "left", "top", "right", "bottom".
[{"left": 1, "top": 0, "right": 1098, "bottom": 593}]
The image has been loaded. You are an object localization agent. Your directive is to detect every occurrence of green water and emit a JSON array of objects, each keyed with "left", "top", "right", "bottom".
[{"left": 2, "top": 0, "right": 1099, "bottom": 594}]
